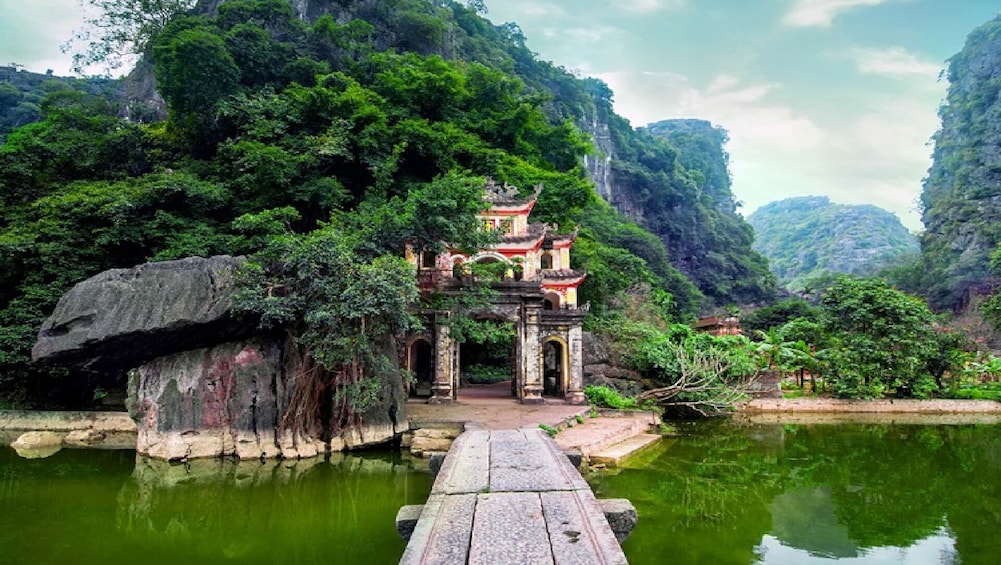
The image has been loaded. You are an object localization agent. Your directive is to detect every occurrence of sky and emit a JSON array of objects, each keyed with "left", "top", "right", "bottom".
[
  {"left": 1, "top": 1, "right": 999, "bottom": 231},
  {"left": 483, "top": 0, "right": 999, "bottom": 231}
]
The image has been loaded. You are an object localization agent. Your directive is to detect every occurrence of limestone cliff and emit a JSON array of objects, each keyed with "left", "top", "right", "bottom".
[
  {"left": 577, "top": 110, "right": 775, "bottom": 306},
  {"left": 920, "top": 14, "right": 1001, "bottom": 310}
]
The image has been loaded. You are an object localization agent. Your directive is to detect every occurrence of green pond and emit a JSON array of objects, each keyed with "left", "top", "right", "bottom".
[
  {"left": 589, "top": 420, "right": 1001, "bottom": 565},
  {"left": 4, "top": 422, "right": 1000, "bottom": 565},
  {"left": 0, "top": 446, "right": 432, "bottom": 565}
]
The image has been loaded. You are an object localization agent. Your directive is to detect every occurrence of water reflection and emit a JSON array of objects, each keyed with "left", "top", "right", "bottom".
[
  {"left": 589, "top": 421, "right": 1001, "bottom": 565},
  {"left": 115, "top": 453, "right": 432, "bottom": 564},
  {"left": 757, "top": 528, "right": 959, "bottom": 564},
  {"left": 0, "top": 447, "right": 433, "bottom": 565}
]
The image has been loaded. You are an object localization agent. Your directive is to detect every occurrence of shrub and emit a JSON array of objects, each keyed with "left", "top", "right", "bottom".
[
  {"left": 538, "top": 423, "right": 559, "bottom": 437},
  {"left": 584, "top": 384, "right": 638, "bottom": 410}
]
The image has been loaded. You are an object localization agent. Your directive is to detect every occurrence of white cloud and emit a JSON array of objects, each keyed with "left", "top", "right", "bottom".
[
  {"left": 782, "top": 0, "right": 889, "bottom": 28},
  {"left": 0, "top": 0, "right": 84, "bottom": 75},
  {"left": 848, "top": 46, "right": 943, "bottom": 77},
  {"left": 612, "top": 0, "right": 687, "bottom": 13},
  {"left": 518, "top": 2, "right": 568, "bottom": 18},
  {"left": 595, "top": 71, "right": 827, "bottom": 149},
  {"left": 562, "top": 25, "right": 623, "bottom": 43},
  {"left": 593, "top": 69, "right": 932, "bottom": 230}
]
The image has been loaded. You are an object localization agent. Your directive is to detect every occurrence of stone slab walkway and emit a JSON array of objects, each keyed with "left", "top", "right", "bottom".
[
  {"left": 589, "top": 434, "right": 662, "bottom": 467},
  {"left": 746, "top": 398, "right": 1001, "bottom": 413},
  {"left": 400, "top": 428, "right": 628, "bottom": 565}
]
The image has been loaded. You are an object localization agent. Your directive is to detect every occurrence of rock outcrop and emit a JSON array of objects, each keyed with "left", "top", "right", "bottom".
[
  {"left": 32, "top": 255, "right": 249, "bottom": 372},
  {"left": 129, "top": 339, "right": 295, "bottom": 461},
  {"left": 747, "top": 196, "right": 918, "bottom": 291},
  {"left": 920, "top": 14, "right": 1001, "bottom": 310},
  {"left": 581, "top": 332, "right": 643, "bottom": 395},
  {"left": 35, "top": 255, "right": 406, "bottom": 460}
]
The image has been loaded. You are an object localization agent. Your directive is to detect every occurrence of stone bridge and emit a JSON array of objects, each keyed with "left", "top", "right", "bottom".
[{"left": 396, "top": 427, "right": 635, "bottom": 564}]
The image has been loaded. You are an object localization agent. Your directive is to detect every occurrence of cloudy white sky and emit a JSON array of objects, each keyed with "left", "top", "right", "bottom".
[
  {"left": 483, "top": 0, "right": 999, "bottom": 231},
  {"left": 0, "top": 1, "right": 998, "bottom": 230}
]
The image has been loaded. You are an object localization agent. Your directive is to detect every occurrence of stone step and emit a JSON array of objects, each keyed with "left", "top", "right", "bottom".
[
  {"left": 590, "top": 433, "right": 663, "bottom": 468},
  {"left": 554, "top": 414, "right": 656, "bottom": 457}
]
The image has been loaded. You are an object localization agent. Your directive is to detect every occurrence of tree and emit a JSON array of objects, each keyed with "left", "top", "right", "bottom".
[
  {"left": 628, "top": 324, "right": 759, "bottom": 416},
  {"left": 232, "top": 222, "right": 420, "bottom": 437},
  {"left": 819, "top": 277, "right": 944, "bottom": 398},
  {"left": 465, "top": 0, "right": 488, "bottom": 14},
  {"left": 63, "top": 0, "right": 198, "bottom": 74},
  {"left": 779, "top": 317, "right": 828, "bottom": 391},
  {"left": 753, "top": 328, "right": 808, "bottom": 379},
  {"left": 979, "top": 243, "right": 1001, "bottom": 331},
  {"left": 636, "top": 333, "right": 759, "bottom": 417},
  {"left": 742, "top": 298, "right": 820, "bottom": 334},
  {"left": 152, "top": 24, "right": 241, "bottom": 117}
]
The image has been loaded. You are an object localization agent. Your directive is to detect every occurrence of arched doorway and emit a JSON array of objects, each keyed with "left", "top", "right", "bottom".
[
  {"left": 408, "top": 338, "right": 433, "bottom": 398},
  {"left": 458, "top": 318, "right": 516, "bottom": 399},
  {"left": 543, "top": 339, "right": 566, "bottom": 398}
]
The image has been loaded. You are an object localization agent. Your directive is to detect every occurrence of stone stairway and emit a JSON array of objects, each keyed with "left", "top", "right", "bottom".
[{"left": 555, "top": 411, "right": 661, "bottom": 466}]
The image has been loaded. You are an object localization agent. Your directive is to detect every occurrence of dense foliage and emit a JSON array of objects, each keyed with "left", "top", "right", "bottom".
[
  {"left": 0, "top": 0, "right": 765, "bottom": 407},
  {"left": 17, "top": 0, "right": 979, "bottom": 412},
  {"left": 920, "top": 14, "right": 1001, "bottom": 311},
  {"left": 748, "top": 196, "right": 918, "bottom": 291},
  {"left": 748, "top": 277, "right": 974, "bottom": 399},
  {"left": 594, "top": 117, "right": 776, "bottom": 306}
]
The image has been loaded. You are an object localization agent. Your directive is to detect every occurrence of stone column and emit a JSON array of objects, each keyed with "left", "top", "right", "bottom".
[
  {"left": 565, "top": 325, "right": 586, "bottom": 404},
  {"left": 521, "top": 303, "right": 544, "bottom": 404},
  {"left": 430, "top": 318, "right": 455, "bottom": 404}
]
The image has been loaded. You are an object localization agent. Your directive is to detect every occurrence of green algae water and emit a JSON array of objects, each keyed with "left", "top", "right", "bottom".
[
  {"left": 0, "top": 447, "right": 432, "bottom": 565},
  {"left": 589, "top": 420, "right": 1001, "bottom": 565}
]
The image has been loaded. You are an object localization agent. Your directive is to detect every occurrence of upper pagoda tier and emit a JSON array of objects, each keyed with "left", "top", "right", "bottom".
[{"left": 408, "top": 181, "right": 586, "bottom": 309}]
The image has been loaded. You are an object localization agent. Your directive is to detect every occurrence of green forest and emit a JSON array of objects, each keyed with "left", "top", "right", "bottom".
[{"left": 1, "top": 1, "right": 1000, "bottom": 411}]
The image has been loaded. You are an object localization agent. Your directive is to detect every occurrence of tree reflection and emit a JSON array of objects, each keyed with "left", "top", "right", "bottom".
[{"left": 591, "top": 421, "right": 1001, "bottom": 565}]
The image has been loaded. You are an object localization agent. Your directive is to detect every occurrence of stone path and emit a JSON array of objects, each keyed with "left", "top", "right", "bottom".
[
  {"left": 407, "top": 381, "right": 589, "bottom": 430},
  {"left": 407, "top": 381, "right": 663, "bottom": 467},
  {"left": 399, "top": 428, "right": 629, "bottom": 565},
  {"left": 554, "top": 412, "right": 660, "bottom": 463}
]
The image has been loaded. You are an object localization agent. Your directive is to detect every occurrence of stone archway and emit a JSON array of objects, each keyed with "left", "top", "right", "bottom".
[
  {"left": 458, "top": 316, "right": 516, "bottom": 398},
  {"left": 542, "top": 338, "right": 568, "bottom": 398},
  {"left": 407, "top": 337, "right": 434, "bottom": 398}
]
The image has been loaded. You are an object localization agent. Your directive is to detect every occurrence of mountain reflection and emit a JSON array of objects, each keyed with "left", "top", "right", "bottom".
[{"left": 589, "top": 421, "right": 1001, "bottom": 565}]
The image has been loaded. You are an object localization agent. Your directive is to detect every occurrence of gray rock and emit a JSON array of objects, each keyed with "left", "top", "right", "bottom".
[
  {"left": 130, "top": 339, "right": 289, "bottom": 460},
  {"left": 10, "top": 431, "right": 65, "bottom": 459},
  {"left": 33, "top": 255, "right": 250, "bottom": 372},
  {"left": 395, "top": 505, "right": 424, "bottom": 541},
  {"left": 469, "top": 492, "right": 551, "bottom": 564},
  {"left": 564, "top": 449, "right": 583, "bottom": 469},
  {"left": 582, "top": 332, "right": 642, "bottom": 392},
  {"left": 598, "top": 498, "right": 639, "bottom": 543},
  {"left": 428, "top": 452, "right": 446, "bottom": 476}
]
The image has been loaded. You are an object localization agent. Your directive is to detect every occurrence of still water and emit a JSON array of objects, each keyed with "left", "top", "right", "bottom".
[
  {"left": 590, "top": 420, "right": 1001, "bottom": 565},
  {"left": 0, "top": 447, "right": 432, "bottom": 565}
]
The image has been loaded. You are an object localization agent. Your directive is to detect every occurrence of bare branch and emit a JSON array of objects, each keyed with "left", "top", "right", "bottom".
[{"left": 637, "top": 341, "right": 758, "bottom": 416}]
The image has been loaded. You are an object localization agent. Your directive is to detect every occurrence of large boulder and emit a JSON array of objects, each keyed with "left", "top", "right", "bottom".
[
  {"left": 582, "top": 332, "right": 643, "bottom": 394},
  {"left": 32, "top": 256, "right": 251, "bottom": 372},
  {"left": 129, "top": 339, "right": 299, "bottom": 460},
  {"left": 130, "top": 337, "right": 406, "bottom": 460}
]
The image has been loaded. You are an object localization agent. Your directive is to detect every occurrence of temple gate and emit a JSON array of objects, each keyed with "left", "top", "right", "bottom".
[{"left": 404, "top": 183, "right": 587, "bottom": 405}]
